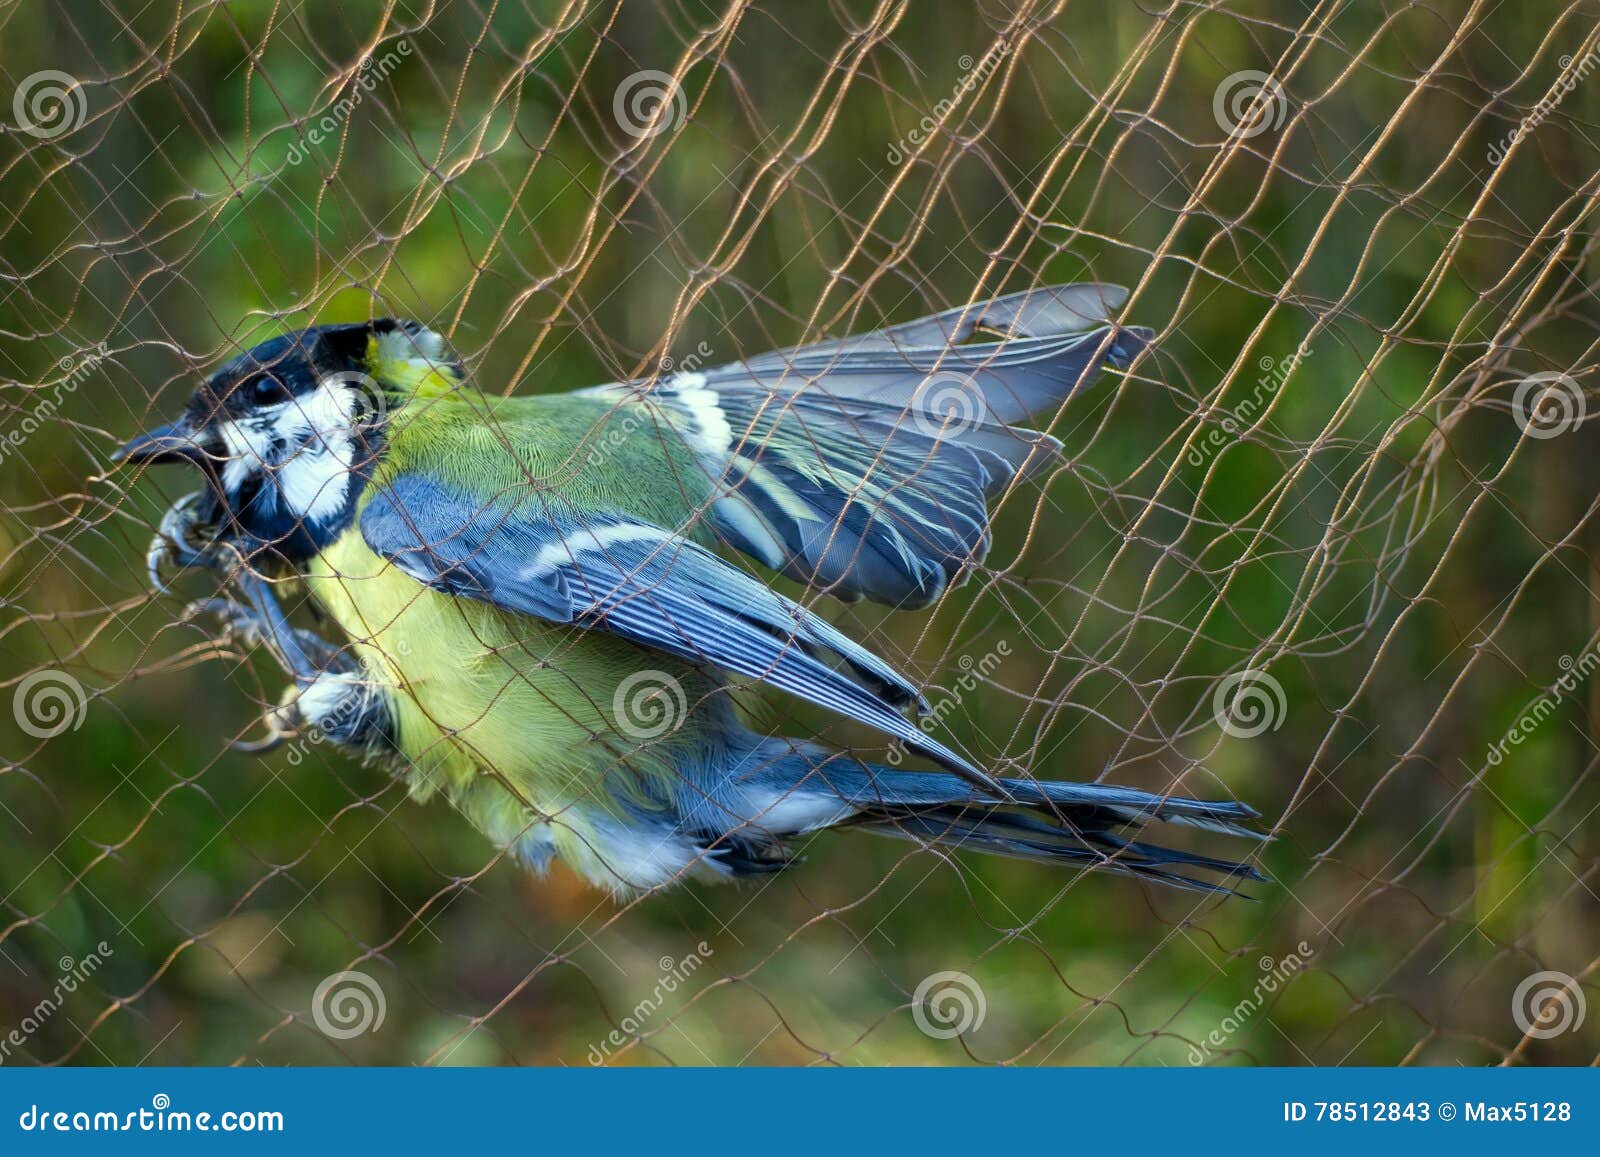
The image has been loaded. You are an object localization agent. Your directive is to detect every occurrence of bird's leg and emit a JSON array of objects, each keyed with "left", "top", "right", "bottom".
[
  {"left": 149, "top": 492, "right": 389, "bottom": 754},
  {"left": 189, "top": 571, "right": 391, "bottom": 755},
  {"left": 183, "top": 566, "right": 346, "bottom": 683},
  {"left": 184, "top": 595, "right": 342, "bottom": 671}
]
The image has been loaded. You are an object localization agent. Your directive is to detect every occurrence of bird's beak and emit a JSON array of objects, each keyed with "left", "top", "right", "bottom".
[{"left": 112, "top": 420, "right": 213, "bottom": 468}]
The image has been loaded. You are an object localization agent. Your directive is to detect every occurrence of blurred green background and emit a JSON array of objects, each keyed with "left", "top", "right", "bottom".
[{"left": 0, "top": 0, "right": 1596, "bottom": 1065}]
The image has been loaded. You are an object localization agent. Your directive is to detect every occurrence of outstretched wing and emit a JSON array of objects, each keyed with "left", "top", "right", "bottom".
[
  {"left": 359, "top": 473, "right": 1001, "bottom": 792},
  {"left": 584, "top": 282, "right": 1151, "bottom": 607}
]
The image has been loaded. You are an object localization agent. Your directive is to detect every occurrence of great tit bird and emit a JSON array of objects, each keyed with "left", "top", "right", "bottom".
[{"left": 115, "top": 283, "right": 1264, "bottom": 896}]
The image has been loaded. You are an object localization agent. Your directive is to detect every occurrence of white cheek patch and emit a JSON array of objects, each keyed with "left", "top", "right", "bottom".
[
  {"left": 292, "top": 382, "right": 364, "bottom": 464},
  {"left": 273, "top": 382, "right": 362, "bottom": 525},
  {"left": 218, "top": 415, "right": 277, "bottom": 493},
  {"left": 218, "top": 382, "right": 365, "bottom": 527},
  {"left": 276, "top": 446, "right": 355, "bottom": 526}
]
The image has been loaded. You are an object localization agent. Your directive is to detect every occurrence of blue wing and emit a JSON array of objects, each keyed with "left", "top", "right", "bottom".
[
  {"left": 581, "top": 282, "right": 1152, "bottom": 607},
  {"left": 359, "top": 474, "right": 1003, "bottom": 792}
]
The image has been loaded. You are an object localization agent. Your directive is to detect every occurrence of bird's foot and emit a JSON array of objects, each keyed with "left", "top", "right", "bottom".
[
  {"left": 185, "top": 584, "right": 382, "bottom": 753},
  {"left": 183, "top": 596, "right": 346, "bottom": 675},
  {"left": 148, "top": 492, "right": 389, "bottom": 755},
  {"left": 212, "top": 641, "right": 385, "bottom": 754},
  {"left": 146, "top": 490, "right": 237, "bottom": 592},
  {"left": 233, "top": 685, "right": 303, "bottom": 754}
]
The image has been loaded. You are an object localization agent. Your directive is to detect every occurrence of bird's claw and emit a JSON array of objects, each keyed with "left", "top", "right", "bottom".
[
  {"left": 231, "top": 686, "right": 303, "bottom": 754},
  {"left": 147, "top": 490, "right": 236, "bottom": 592},
  {"left": 189, "top": 594, "right": 350, "bottom": 674},
  {"left": 147, "top": 491, "right": 372, "bottom": 753},
  {"left": 147, "top": 493, "right": 334, "bottom": 675},
  {"left": 184, "top": 597, "right": 268, "bottom": 650}
]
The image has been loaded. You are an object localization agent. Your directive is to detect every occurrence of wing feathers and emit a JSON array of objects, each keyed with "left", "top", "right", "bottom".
[
  {"left": 590, "top": 282, "right": 1153, "bottom": 607},
  {"left": 359, "top": 478, "right": 1003, "bottom": 793}
]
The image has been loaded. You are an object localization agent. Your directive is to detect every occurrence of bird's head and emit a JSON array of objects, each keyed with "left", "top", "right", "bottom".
[{"left": 115, "top": 319, "right": 456, "bottom": 561}]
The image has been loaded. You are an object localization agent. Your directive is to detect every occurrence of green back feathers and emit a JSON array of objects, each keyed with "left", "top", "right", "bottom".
[{"left": 371, "top": 368, "right": 712, "bottom": 539}]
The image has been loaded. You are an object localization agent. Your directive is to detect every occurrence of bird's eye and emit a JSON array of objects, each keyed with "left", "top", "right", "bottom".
[{"left": 250, "top": 375, "right": 290, "bottom": 405}]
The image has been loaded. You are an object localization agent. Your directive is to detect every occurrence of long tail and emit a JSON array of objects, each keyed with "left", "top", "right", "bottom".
[{"left": 725, "top": 756, "right": 1266, "bottom": 896}]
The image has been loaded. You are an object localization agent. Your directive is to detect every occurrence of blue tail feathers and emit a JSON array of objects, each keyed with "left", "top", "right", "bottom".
[{"left": 711, "top": 747, "right": 1265, "bottom": 896}]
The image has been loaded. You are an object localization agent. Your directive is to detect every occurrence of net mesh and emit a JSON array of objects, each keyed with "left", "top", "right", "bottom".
[{"left": 1, "top": 0, "right": 1596, "bottom": 1065}]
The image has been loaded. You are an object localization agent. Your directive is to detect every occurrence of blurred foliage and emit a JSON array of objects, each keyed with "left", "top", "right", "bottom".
[{"left": 0, "top": 0, "right": 1597, "bottom": 1065}]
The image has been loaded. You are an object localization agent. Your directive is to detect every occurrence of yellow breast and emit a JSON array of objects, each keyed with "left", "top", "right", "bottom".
[{"left": 302, "top": 529, "right": 686, "bottom": 813}]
